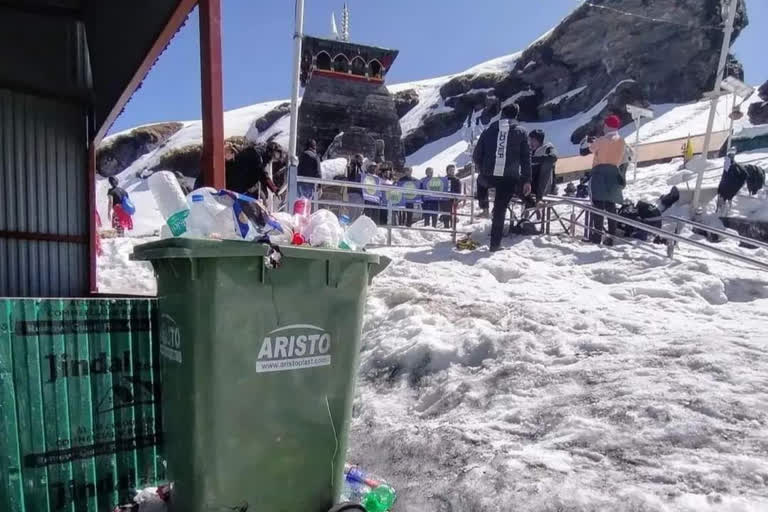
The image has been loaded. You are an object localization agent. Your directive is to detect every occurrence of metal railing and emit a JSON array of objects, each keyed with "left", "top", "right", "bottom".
[
  {"left": 286, "top": 166, "right": 768, "bottom": 270},
  {"left": 544, "top": 197, "right": 768, "bottom": 272},
  {"left": 292, "top": 176, "right": 476, "bottom": 245}
]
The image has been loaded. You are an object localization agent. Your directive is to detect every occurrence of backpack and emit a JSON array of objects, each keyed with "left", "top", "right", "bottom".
[
  {"left": 121, "top": 195, "right": 136, "bottom": 216},
  {"left": 617, "top": 201, "right": 639, "bottom": 238},
  {"left": 659, "top": 186, "right": 680, "bottom": 210}
]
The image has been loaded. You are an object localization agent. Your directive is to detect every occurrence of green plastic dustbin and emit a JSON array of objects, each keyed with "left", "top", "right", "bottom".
[{"left": 132, "top": 238, "right": 389, "bottom": 512}]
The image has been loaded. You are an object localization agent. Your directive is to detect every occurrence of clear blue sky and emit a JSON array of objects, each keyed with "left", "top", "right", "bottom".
[{"left": 110, "top": 0, "right": 768, "bottom": 133}]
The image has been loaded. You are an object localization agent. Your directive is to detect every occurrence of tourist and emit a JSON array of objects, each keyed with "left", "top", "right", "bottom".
[
  {"left": 107, "top": 177, "right": 134, "bottom": 237},
  {"left": 420, "top": 167, "right": 440, "bottom": 228},
  {"left": 472, "top": 103, "right": 532, "bottom": 252},
  {"left": 588, "top": 114, "right": 627, "bottom": 246},
  {"left": 441, "top": 164, "right": 462, "bottom": 228},
  {"left": 397, "top": 167, "right": 420, "bottom": 227},
  {"left": 528, "top": 129, "right": 558, "bottom": 220},
  {"left": 297, "top": 138, "right": 322, "bottom": 198}
]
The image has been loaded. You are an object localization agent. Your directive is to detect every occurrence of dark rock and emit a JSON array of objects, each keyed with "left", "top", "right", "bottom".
[
  {"left": 758, "top": 80, "right": 768, "bottom": 102},
  {"left": 402, "top": 110, "right": 467, "bottom": 156},
  {"left": 748, "top": 100, "right": 768, "bottom": 126},
  {"left": 96, "top": 122, "right": 183, "bottom": 177},
  {"left": 401, "top": 0, "right": 749, "bottom": 157},
  {"left": 570, "top": 81, "right": 650, "bottom": 144},
  {"left": 394, "top": 89, "right": 419, "bottom": 118},
  {"left": 725, "top": 54, "right": 745, "bottom": 82},
  {"left": 252, "top": 103, "right": 290, "bottom": 133},
  {"left": 440, "top": 73, "right": 502, "bottom": 99},
  {"left": 298, "top": 75, "right": 405, "bottom": 167},
  {"left": 145, "top": 136, "right": 279, "bottom": 179},
  {"left": 444, "top": 91, "right": 489, "bottom": 115}
]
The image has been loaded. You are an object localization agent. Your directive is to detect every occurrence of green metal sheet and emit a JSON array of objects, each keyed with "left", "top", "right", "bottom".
[{"left": 0, "top": 298, "right": 164, "bottom": 512}]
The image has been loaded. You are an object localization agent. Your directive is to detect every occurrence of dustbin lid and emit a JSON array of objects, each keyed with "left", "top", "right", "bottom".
[{"left": 131, "top": 238, "right": 382, "bottom": 264}]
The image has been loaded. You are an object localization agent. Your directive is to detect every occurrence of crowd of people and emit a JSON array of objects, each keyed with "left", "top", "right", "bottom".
[
  {"left": 295, "top": 138, "right": 467, "bottom": 229},
  {"left": 105, "top": 103, "right": 630, "bottom": 251}
]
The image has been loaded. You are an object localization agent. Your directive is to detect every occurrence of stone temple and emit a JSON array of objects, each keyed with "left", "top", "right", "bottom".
[{"left": 298, "top": 34, "right": 405, "bottom": 168}]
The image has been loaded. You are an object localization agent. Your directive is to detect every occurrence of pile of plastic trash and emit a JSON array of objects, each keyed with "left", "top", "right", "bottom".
[
  {"left": 341, "top": 464, "right": 397, "bottom": 512},
  {"left": 113, "top": 465, "right": 396, "bottom": 512},
  {"left": 148, "top": 171, "right": 378, "bottom": 251}
]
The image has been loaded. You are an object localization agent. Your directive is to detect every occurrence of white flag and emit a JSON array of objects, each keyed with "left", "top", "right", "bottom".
[{"left": 331, "top": 13, "right": 339, "bottom": 39}]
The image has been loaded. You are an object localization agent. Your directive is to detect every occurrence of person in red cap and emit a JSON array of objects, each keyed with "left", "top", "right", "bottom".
[{"left": 587, "top": 114, "right": 627, "bottom": 245}]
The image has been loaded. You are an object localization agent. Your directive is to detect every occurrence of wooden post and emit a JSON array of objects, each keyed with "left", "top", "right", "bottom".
[{"left": 199, "top": 0, "right": 225, "bottom": 189}]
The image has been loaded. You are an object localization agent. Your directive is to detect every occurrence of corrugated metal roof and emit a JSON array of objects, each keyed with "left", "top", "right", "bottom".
[{"left": 0, "top": 89, "right": 88, "bottom": 297}]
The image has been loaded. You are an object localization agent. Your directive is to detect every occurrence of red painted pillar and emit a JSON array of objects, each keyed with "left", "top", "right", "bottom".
[
  {"left": 88, "top": 143, "right": 98, "bottom": 295},
  {"left": 199, "top": 0, "right": 226, "bottom": 189}
]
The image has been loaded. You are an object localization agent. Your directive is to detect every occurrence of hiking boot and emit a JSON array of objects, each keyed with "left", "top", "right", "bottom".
[
  {"left": 603, "top": 237, "right": 614, "bottom": 247},
  {"left": 489, "top": 245, "right": 504, "bottom": 253}
]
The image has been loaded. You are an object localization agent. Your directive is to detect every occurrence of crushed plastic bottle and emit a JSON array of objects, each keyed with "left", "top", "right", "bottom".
[
  {"left": 186, "top": 187, "right": 231, "bottom": 237},
  {"left": 293, "top": 197, "right": 311, "bottom": 238},
  {"left": 307, "top": 209, "right": 343, "bottom": 248},
  {"left": 340, "top": 215, "right": 377, "bottom": 251}
]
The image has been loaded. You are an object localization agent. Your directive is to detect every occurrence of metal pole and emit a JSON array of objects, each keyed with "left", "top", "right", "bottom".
[
  {"left": 726, "top": 93, "right": 736, "bottom": 152},
  {"left": 632, "top": 116, "right": 642, "bottom": 184},
  {"left": 287, "top": 0, "right": 305, "bottom": 213},
  {"left": 691, "top": 0, "right": 738, "bottom": 214},
  {"left": 469, "top": 165, "right": 476, "bottom": 223},
  {"left": 387, "top": 203, "right": 393, "bottom": 246}
]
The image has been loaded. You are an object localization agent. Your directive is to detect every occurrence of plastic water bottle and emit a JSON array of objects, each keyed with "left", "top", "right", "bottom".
[
  {"left": 293, "top": 197, "right": 311, "bottom": 237},
  {"left": 148, "top": 171, "right": 190, "bottom": 237},
  {"left": 361, "top": 485, "right": 396, "bottom": 512},
  {"left": 340, "top": 215, "right": 377, "bottom": 250},
  {"left": 186, "top": 187, "right": 229, "bottom": 237}
]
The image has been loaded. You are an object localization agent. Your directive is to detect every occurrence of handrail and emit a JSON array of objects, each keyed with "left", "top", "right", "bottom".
[
  {"left": 666, "top": 215, "right": 768, "bottom": 250},
  {"left": 308, "top": 198, "right": 472, "bottom": 218},
  {"left": 555, "top": 198, "right": 768, "bottom": 272},
  {"left": 297, "top": 176, "right": 472, "bottom": 201}
]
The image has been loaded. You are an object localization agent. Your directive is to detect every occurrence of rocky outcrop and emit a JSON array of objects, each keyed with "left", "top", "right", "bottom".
[
  {"left": 403, "top": 110, "right": 467, "bottom": 156},
  {"left": 252, "top": 102, "right": 290, "bottom": 133},
  {"left": 401, "top": 0, "right": 749, "bottom": 157},
  {"left": 97, "top": 122, "right": 182, "bottom": 177},
  {"left": 748, "top": 80, "right": 768, "bottom": 125},
  {"left": 394, "top": 89, "right": 419, "bottom": 118}
]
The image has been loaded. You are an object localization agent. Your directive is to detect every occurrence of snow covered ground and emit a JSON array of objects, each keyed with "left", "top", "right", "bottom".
[
  {"left": 99, "top": 147, "right": 768, "bottom": 510},
  {"left": 352, "top": 224, "right": 768, "bottom": 511}
]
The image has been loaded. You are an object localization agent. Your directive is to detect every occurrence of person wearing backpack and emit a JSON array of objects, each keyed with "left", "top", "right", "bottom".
[{"left": 107, "top": 176, "right": 134, "bottom": 237}]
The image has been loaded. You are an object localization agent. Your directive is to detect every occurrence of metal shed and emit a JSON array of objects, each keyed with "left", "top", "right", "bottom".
[{"left": 0, "top": 0, "right": 226, "bottom": 297}]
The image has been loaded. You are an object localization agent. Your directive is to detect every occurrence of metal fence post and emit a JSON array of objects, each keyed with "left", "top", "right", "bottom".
[
  {"left": 469, "top": 166, "right": 476, "bottom": 224},
  {"left": 387, "top": 204, "right": 393, "bottom": 246},
  {"left": 668, "top": 220, "right": 683, "bottom": 258}
]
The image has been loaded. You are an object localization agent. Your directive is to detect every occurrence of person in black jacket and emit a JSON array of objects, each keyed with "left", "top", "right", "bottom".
[
  {"left": 212, "top": 141, "right": 280, "bottom": 196},
  {"left": 297, "top": 139, "right": 322, "bottom": 198},
  {"left": 220, "top": 141, "right": 280, "bottom": 226},
  {"left": 529, "top": 129, "right": 557, "bottom": 202},
  {"left": 472, "top": 103, "right": 532, "bottom": 251},
  {"left": 441, "top": 164, "right": 462, "bottom": 228}
]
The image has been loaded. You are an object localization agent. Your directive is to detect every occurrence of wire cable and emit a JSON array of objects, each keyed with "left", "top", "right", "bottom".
[{"left": 580, "top": 1, "right": 726, "bottom": 31}]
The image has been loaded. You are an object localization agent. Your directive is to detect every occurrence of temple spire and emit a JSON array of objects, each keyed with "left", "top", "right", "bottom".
[{"left": 340, "top": 2, "right": 350, "bottom": 42}]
